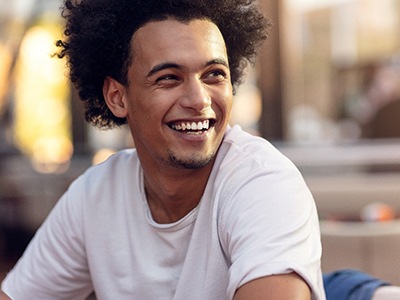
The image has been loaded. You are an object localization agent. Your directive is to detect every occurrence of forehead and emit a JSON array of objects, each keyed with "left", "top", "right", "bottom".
[{"left": 130, "top": 18, "right": 228, "bottom": 67}]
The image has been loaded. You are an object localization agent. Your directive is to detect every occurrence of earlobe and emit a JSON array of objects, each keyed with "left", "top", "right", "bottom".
[{"left": 103, "top": 76, "right": 128, "bottom": 118}]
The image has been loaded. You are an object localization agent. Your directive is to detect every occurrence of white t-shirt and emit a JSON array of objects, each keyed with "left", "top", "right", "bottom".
[{"left": 2, "top": 125, "right": 326, "bottom": 299}]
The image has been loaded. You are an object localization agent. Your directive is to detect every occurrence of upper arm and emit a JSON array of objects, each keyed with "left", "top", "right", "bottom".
[
  {"left": 219, "top": 168, "right": 323, "bottom": 298},
  {"left": 1, "top": 187, "right": 92, "bottom": 298},
  {"left": 234, "top": 272, "right": 311, "bottom": 300},
  {"left": 0, "top": 290, "right": 11, "bottom": 300}
]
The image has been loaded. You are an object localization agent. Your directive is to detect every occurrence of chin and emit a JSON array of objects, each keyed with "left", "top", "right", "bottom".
[{"left": 167, "top": 152, "right": 215, "bottom": 169}]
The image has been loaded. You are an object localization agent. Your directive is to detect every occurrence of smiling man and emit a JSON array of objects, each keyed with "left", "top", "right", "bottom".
[{"left": 1, "top": 0, "right": 325, "bottom": 299}]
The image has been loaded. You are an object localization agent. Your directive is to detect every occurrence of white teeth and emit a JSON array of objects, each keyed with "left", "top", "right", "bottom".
[{"left": 171, "top": 120, "right": 210, "bottom": 131}]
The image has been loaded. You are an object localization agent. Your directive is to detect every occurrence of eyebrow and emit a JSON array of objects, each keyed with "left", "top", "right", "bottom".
[
  {"left": 146, "top": 58, "right": 229, "bottom": 78},
  {"left": 206, "top": 58, "right": 229, "bottom": 69},
  {"left": 146, "top": 62, "right": 181, "bottom": 78}
]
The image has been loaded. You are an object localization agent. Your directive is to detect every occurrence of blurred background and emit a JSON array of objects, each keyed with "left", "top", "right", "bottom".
[{"left": 1, "top": 0, "right": 400, "bottom": 285}]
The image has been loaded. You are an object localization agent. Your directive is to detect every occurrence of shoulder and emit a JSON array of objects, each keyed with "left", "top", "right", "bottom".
[
  {"left": 74, "top": 148, "right": 138, "bottom": 186},
  {"left": 222, "top": 125, "right": 295, "bottom": 169},
  {"left": 66, "top": 149, "right": 141, "bottom": 205},
  {"left": 217, "top": 125, "right": 302, "bottom": 186},
  {"left": 87, "top": 148, "right": 138, "bottom": 175},
  {"left": 214, "top": 125, "right": 314, "bottom": 225}
]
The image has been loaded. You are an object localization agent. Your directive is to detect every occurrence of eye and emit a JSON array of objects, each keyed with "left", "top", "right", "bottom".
[
  {"left": 156, "top": 74, "right": 180, "bottom": 83},
  {"left": 155, "top": 74, "right": 181, "bottom": 88},
  {"left": 203, "top": 69, "right": 228, "bottom": 84},
  {"left": 208, "top": 70, "right": 226, "bottom": 78}
]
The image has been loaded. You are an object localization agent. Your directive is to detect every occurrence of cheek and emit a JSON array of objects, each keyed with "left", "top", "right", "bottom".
[
  {"left": 126, "top": 91, "right": 156, "bottom": 119},
  {"left": 130, "top": 106, "right": 154, "bottom": 126},
  {"left": 217, "top": 89, "right": 233, "bottom": 114},
  {"left": 130, "top": 97, "right": 172, "bottom": 128}
]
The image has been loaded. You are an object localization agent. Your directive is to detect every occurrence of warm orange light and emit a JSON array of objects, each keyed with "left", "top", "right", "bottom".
[
  {"left": 0, "top": 42, "right": 12, "bottom": 113},
  {"left": 14, "top": 20, "right": 72, "bottom": 173}
]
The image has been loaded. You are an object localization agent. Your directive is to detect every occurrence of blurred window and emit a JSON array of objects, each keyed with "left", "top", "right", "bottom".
[{"left": 282, "top": 0, "right": 400, "bottom": 143}]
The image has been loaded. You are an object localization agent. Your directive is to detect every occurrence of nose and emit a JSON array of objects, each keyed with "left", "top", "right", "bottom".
[{"left": 179, "top": 78, "right": 212, "bottom": 111}]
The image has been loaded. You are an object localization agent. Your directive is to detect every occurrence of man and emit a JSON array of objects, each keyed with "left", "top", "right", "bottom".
[{"left": 1, "top": 0, "right": 325, "bottom": 299}]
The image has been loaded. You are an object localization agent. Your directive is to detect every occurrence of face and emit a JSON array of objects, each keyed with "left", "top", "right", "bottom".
[{"left": 111, "top": 19, "right": 232, "bottom": 171}]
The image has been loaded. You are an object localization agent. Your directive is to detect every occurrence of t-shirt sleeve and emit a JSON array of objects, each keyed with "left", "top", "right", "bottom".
[
  {"left": 1, "top": 179, "right": 93, "bottom": 299},
  {"left": 219, "top": 166, "right": 325, "bottom": 300}
]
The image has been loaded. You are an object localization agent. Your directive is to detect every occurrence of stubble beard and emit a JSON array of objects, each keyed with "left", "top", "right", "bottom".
[{"left": 167, "top": 150, "right": 215, "bottom": 169}]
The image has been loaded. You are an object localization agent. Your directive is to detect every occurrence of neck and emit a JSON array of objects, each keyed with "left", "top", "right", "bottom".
[{"left": 143, "top": 163, "right": 213, "bottom": 224}]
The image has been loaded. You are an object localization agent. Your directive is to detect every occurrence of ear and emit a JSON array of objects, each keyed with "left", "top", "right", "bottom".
[{"left": 103, "top": 76, "right": 128, "bottom": 118}]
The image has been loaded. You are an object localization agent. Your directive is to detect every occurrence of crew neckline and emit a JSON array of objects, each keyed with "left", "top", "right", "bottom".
[{"left": 138, "top": 167, "right": 199, "bottom": 232}]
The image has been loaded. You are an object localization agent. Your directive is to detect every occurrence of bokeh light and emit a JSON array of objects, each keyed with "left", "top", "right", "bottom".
[{"left": 13, "top": 20, "right": 72, "bottom": 173}]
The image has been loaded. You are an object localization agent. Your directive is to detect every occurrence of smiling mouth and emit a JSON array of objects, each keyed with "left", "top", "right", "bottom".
[{"left": 169, "top": 119, "right": 214, "bottom": 133}]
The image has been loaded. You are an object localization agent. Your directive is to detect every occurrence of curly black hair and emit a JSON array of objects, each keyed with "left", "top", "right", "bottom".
[{"left": 57, "top": 0, "right": 271, "bottom": 128}]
